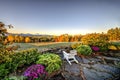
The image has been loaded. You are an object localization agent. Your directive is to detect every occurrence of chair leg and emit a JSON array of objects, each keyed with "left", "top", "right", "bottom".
[
  {"left": 74, "top": 57, "right": 78, "bottom": 63},
  {"left": 66, "top": 59, "right": 72, "bottom": 65}
]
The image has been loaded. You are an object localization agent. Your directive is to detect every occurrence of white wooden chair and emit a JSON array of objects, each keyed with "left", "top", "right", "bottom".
[
  {"left": 63, "top": 50, "right": 78, "bottom": 65},
  {"left": 70, "top": 50, "right": 77, "bottom": 55}
]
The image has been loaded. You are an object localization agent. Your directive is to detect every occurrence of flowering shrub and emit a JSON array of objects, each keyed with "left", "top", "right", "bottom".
[
  {"left": 23, "top": 64, "right": 47, "bottom": 80},
  {"left": 91, "top": 46, "right": 100, "bottom": 52}
]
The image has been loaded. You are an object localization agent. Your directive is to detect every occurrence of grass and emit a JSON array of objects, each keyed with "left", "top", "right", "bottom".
[
  {"left": 12, "top": 42, "right": 77, "bottom": 52},
  {"left": 11, "top": 41, "right": 120, "bottom": 52}
]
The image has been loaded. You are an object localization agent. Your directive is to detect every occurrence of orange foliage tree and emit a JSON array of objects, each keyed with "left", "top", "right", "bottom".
[
  {"left": 54, "top": 34, "right": 82, "bottom": 42},
  {"left": 7, "top": 34, "right": 14, "bottom": 43},
  {"left": 25, "top": 37, "right": 31, "bottom": 43}
]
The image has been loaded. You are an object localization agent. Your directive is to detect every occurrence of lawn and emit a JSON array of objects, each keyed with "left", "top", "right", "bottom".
[{"left": 12, "top": 42, "right": 77, "bottom": 52}]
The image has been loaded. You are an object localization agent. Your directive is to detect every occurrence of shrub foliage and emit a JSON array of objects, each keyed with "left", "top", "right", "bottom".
[
  {"left": 76, "top": 45, "right": 92, "bottom": 55},
  {"left": 0, "top": 48, "right": 39, "bottom": 79},
  {"left": 36, "top": 53, "right": 62, "bottom": 73}
]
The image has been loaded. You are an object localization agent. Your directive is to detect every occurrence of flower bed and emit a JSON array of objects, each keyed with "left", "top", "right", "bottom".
[
  {"left": 0, "top": 48, "right": 39, "bottom": 79},
  {"left": 36, "top": 53, "right": 62, "bottom": 78},
  {"left": 23, "top": 64, "right": 47, "bottom": 80}
]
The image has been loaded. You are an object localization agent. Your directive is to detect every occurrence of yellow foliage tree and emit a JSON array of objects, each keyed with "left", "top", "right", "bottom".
[
  {"left": 19, "top": 36, "right": 24, "bottom": 42},
  {"left": 14, "top": 35, "right": 20, "bottom": 42},
  {"left": 25, "top": 37, "right": 31, "bottom": 43}
]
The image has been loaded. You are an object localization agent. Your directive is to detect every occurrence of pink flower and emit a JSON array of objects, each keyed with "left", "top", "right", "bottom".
[
  {"left": 91, "top": 46, "right": 99, "bottom": 51},
  {"left": 23, "top": 64, "right": 47, "bottom": 80}
]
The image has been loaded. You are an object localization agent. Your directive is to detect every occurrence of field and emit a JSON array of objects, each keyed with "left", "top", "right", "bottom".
[
  {"left": 11, "top": 41, "right": 120, "bottom": 52},
  {"left": 12, "top": 42, "right": 76, "bottom": 52}
]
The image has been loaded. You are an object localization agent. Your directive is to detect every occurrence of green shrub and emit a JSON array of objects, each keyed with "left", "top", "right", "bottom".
[
  {"left": 4, "top": 76, "right": 27, "bottom": 80},
  {"left": 0, "top": 50, "right": 14, "bottom": 64},
  {"left": 97, "top": 42, "right": 109, "bottom": 52},
  {"left": 10, "top": 48, "right": 39, "bottom": 69},
  {"left": 36, "top": 53, "right": 62, "bottom": 73},
  {"left": 0, "top": 64, "right": 9, "bottom": 79},
  {"left": 0, "top": 48, "right": 39, "bottom": 79},
  {"left": 0, "top": 50, "right": 15, "bottom": 79},
  {"left": 76, "top": 45, "right": 92, "bottom": 55}
]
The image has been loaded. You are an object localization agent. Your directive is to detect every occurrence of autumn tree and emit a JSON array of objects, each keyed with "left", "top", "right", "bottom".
[
  {"left": 14, "top": 35, "right": 20, "bottom": 42},
  {"left": 54, "top": 35, "right": 59, "bottom": 42},
  {"left": 62, "top": 34, "right": 69, "bottom": 42},
  {"left": 107, "top": 27, "right": 120, "bottom": 41},
  {"left": 7, "top": 34, "right": 14, "bottom": 43},
  {"left": 81, "top": 33, "right": 108, "bottom": 45},
  {"left": 54, "top": 34, "right": 82, "bottom": 42},
  {"left": 0, "top": 22, "right": 7, "bottom": 47},
  {"left": 19, "top": 36, "right": 24, "bottom": 42},
  {"left": 0, "top": 22, "right": 13, "bottom": 49},
  {"left": 81, "top": 33, "right": 109, "bottom": 51},
  {"left": 71, "top": 35, "right": 82, "bottom": 42},
  {"left": 58, "top": 35, "right": 64, "bottom": 42},
  {"left": 25, "top": 37, "right": 31, "bottom": 43}
]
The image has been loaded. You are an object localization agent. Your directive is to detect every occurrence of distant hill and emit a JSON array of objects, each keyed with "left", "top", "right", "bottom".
[{"left": 8, "top": 33, "right": 53, "bottom": 37}]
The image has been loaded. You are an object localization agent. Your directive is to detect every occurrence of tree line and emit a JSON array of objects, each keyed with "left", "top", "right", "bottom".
[
  {"left": 1, "top": 22, "right": 120, "bottom": 43},
  {"left": 6, "top": 27, "right": 120, "bottom": 43},
  {"left": 5, "top": 34, "right": 82, "bottom": 43}
]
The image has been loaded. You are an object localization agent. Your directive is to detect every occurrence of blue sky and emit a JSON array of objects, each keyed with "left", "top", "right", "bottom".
[{"left": 0, "top": 0, "right": 120, "bottom": 35}]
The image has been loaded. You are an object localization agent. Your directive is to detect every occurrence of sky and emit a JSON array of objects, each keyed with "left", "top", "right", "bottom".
[{"left": 0, "top": 0, "right": 120, "bottom": 35}]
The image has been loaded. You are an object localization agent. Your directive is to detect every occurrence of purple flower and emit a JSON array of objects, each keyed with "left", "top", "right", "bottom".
[
  {"left": 91, "top": 46, "right": 100, "bottom": 51},
  {"left": 23, "top": 64, "right": 47, "bottom": 80}
]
